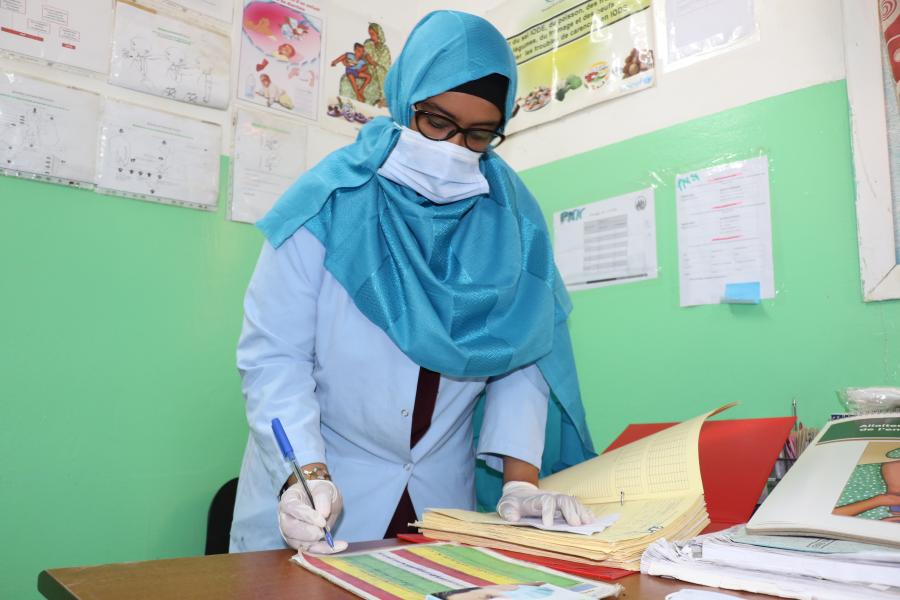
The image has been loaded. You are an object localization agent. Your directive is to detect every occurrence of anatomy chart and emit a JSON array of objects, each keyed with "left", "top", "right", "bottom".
[
  {"left": 96, "top": 99, "right": 221, "bottom": 208},
  {"left": 238, "top": 0, "right": 324, "bottom": 120},
  {"left": 0, "top": 0, "right": 112, "bottom": 73},
  {"left": 0, "top": 72, "right": 100, "bottom": 184},
  {"left": 110, "top": 2, "right": 231, "bottom": 109},
  {"left": 230, "top": 108, "right": 307, "bottom": 223}
]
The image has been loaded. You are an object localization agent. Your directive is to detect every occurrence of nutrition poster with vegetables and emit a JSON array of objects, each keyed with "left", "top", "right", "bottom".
[{"left": 488, "top": 0, "right": 655, "bottom": 134}]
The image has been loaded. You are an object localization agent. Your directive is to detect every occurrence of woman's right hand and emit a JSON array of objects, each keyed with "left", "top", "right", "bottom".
[{"left": 278, "top": 479, "right": 346, "bottom": 552}]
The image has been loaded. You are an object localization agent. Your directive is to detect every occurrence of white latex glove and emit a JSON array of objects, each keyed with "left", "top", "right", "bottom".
[
  {"left": 278, "top": 479, "right": 348, "bottom": 553},
  {"left": 497, "top": 481, "right": 594, "bottom": 527}
]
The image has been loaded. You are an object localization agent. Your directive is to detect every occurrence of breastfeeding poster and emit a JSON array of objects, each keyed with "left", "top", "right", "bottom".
[
  {"left": 488, "top": 0, "right": 655, "bottom": 134},
  {"left": 238, "top": 0, "right": 324, "bottom": 120},
  {"left": 319, "top": 6, "right": 401, "bottom": 136}
]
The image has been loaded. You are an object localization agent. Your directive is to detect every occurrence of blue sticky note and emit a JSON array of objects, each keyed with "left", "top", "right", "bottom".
[{"left": 722, "top": 281, "right": 761, "bottom": 304}]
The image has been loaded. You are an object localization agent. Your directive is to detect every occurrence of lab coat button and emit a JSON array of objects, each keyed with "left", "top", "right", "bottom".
[
  {"left": 400, "top": 409, "right": 409, "bottom": 417},
  {"left": 404, "top": 463, "right": 412, "bottom": 471}
]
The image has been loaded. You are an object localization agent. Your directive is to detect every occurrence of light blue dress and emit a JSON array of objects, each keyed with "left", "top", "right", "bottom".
[
  {"left": 229, "top": 228, "right": 549, "bottom": 551},
  {"left": 230, "top": 10, "right": 596, "bottom": 552}
]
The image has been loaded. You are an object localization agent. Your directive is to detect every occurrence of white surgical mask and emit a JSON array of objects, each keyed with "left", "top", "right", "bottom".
[{"left": 377, "top": 126, "right": 490, "bottom": 204}]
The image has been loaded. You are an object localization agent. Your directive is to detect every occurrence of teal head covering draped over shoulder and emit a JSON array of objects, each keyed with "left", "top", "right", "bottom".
[{"left": 258, "top": 10, "right": 595, "bottom": 506}]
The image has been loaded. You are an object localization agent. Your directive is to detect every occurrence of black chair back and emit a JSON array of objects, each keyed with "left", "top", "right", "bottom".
[{"left": 205, "top": 477, "right": 239, "bottom": 555}]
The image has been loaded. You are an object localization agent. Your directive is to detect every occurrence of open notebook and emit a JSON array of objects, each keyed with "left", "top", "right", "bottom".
[{"left": 416, "top": 404, "right": 735, "bottom": 571}]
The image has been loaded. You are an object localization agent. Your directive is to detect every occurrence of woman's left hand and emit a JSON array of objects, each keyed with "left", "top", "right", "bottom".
[{"left": 497, "top": 481, "right": 594, "bottom": 527}]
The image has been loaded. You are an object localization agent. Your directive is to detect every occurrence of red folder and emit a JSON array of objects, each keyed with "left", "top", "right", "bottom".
[{"left": 604, "top": 416, "right": 795, "bottom": 531}]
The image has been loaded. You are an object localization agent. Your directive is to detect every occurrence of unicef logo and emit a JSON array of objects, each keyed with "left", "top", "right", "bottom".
[{"left": 635, "top": 195, "right": 647, "bottom": 211}]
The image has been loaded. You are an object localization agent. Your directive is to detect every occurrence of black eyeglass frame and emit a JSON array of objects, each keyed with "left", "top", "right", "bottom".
[{"left": 412, "top": 107, "right": 506, "bottom": 151}]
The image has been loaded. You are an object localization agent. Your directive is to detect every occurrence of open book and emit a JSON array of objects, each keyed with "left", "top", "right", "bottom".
[
  {"left": 747, "top": 413, "right": 900, "bottom": 548},
  {"left": 416, "top": 404, "right": 734, "bottom": 570}
]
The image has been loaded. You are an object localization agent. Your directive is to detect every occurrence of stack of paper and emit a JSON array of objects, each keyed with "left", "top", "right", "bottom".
[
  {"left": 641, "top": 525, "right": 900, "bottom": 600},
  {"left": 417, "top": 405, "right": 734, "bottom": 570},
  {"left": 294, "top": 542, "right": 623, "bottom": 599}
]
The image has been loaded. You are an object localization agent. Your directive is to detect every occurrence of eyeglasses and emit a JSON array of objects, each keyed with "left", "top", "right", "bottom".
[{"left": 413, "top": 107, "right": 506, "bottom": 152}]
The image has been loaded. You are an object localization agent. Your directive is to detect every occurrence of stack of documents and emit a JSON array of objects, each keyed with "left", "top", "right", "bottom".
[
  {"left": 417, "top": 405, "right": 734, "bottom": 570},
  {"left": 295, "top": 542, "right": 623, "bottom": 599},
  {"left": 640, "top": 525, "right": 900, "bottom": 599}
]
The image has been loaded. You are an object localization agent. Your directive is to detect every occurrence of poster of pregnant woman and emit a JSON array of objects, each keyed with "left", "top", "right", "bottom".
[{"left": 238, "top": 0, "right": 324, "bottom": 121}]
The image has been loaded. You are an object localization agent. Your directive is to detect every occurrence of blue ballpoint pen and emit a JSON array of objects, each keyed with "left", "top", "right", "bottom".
[{"left": 271, "top": 418, "right": 336, "bottom": 549}]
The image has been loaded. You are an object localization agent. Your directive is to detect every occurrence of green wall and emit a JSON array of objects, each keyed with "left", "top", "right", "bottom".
[
  {"left": 520, "top": 80, "right": 900, "bottom": 444},
  {"left": 1, "top": 80, "right": 898, "bottom": 599},
  {"left": 0, "top": 159, "right": 263, "bottom": 598}
]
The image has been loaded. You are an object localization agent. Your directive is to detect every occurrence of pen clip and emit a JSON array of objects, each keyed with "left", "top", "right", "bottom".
[{"left": 620, "top": 490, "right": 625, "bottom": 506}]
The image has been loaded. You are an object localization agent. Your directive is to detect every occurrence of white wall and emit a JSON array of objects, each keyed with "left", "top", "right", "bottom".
[
  {"left": 323, "top": 0, "right": 850, "bottom": 173},
  {"left": 494, "top": 0, "right": 848, "bottom": 171},
  {"left": 0, "top": 1, "right": 849, "bottom": 173},
  {"left": 0, "top": 0, "right": 455, "bottom": 159}
]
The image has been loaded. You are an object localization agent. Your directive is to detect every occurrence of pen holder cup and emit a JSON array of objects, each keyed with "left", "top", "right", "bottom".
[{"left": 758, "top": 457, "right": 796, "bottom": 503}]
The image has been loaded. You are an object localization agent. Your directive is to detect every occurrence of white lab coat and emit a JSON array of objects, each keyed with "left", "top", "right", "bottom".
[{"left": 229, "top": 227, "right": 549, "bottom": 551}]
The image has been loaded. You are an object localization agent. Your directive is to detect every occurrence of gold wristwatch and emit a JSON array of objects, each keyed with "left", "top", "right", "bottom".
[
  {"left": 279, "top": 465, "right": 332, "bottom": 498},
  {"left": 301, "top": 465, "right": 331, "bottom": 480}
]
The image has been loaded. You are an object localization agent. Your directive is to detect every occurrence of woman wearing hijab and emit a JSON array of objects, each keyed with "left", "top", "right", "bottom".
[
  {"left": 230, "top": 11, "right": 595, "bottom": 553},
  {"left": 363, "top": 23, "right": 391, "bottom": 106}
]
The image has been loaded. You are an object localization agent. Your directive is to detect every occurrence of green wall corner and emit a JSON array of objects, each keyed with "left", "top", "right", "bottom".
[{"left": 520, "top": 80, "right": 900, "bottom": 445}]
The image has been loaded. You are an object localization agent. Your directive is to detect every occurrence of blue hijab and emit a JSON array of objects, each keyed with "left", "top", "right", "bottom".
[{"left": 258, "top": 10, "right": 595, "bottom": 507}]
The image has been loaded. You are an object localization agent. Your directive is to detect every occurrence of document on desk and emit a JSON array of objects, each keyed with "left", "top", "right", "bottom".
[
  {"left": 675, "top": 156, "right": 774, "bottom": 307},
  {"left": 427, "top": 495, "right": 706, "bottom": 551},
  {"left": 439, "top": 513, "right": 620, "bottom": 536},
  {"left": 702, "top": 526, "right": 900, "bottom": 588},
  {"left": 641, "top": 525, "right": 900, "bottom": 600},
  {"left": 553, "top": 188, "right": 658, "bottom": 292},
  {"left": 539, "top": 403, "right": 735, "bottom": 503},
  {"left": 294, "top": 543, "right": 623, "bottom": 599},
  {"left": 417, "top": 404, "right": 735, "bottom": 570}
]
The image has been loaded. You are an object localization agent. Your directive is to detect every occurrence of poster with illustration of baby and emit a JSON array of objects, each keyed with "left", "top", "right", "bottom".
[
  {"left": 319, "top": 5, "right": 402, "bottom": 136},
  {"left": 832, "top": 441, "right": 900, "bottom": 523},
  {"left": 238, "top": 0, "right": 324, "bottom": 120}
]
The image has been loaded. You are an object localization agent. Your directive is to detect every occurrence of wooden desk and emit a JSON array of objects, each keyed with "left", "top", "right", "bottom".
[{"left": 39, "top": 540, "right": 778, "bottom": 600}]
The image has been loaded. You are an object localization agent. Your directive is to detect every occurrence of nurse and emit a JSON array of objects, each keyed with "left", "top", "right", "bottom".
[{"left": 230, "top": 10, "right": 595, "bottom": 553}]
